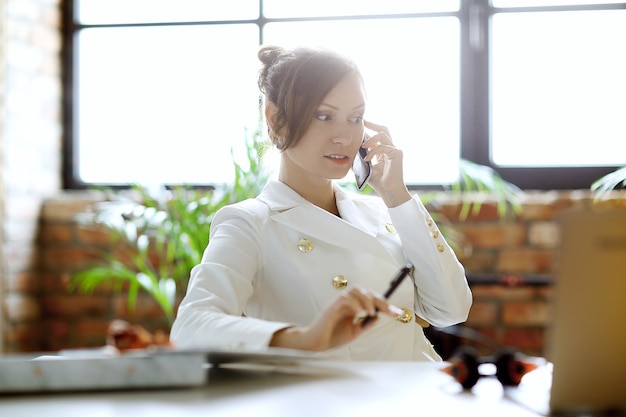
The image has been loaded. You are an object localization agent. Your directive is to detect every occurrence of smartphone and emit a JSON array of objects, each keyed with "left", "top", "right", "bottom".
[{"left": 353, "top": 145, "right": 372, "bottom": 191}]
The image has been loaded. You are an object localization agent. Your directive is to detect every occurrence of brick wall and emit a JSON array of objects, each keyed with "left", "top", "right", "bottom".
[
  {"left": 1, "top": 0, "right": 63, "bottom": 352},
  {"left": 0, "top": 0, "right": 6, "bottom": 353},
  {"left": 35, "top": 193, "right": 171, "bottom": 351},
  {"left": 433, "top": 192, "right": 585, "bottom": 356},
  {"left": 441, "top": 192, "right": 623, "bottom": 357},
  {"left": 15, "top": 189, "right": 609, "bottom": 357}
]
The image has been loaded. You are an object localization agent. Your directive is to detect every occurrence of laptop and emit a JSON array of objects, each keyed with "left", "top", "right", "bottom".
[{"left": 507, "top": 207, "right": 626, "bottom": 415}]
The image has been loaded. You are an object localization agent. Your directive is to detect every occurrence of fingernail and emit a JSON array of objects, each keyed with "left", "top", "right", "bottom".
[
  {"left": 353, "top": 310, "right": 367, "bottom": 324},
  {"left": 390, "top": 305, "right": 404, "bottom": 316}
]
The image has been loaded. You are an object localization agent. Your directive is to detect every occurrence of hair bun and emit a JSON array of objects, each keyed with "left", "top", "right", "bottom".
[
  {"left": 258, "top": 45, "right": 284, "bottom": 67},
  {"left": 258, "top": 45, "right": 286, "bottom": 94}
]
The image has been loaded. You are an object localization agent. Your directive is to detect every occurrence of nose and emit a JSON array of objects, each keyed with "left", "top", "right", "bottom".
[{"left": 331, "top": 123, "right": 362, "bottom": 145}]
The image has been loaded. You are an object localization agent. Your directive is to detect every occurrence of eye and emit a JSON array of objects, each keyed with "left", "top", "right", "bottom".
[
  {"left": 350, "top": 115, "right": 364, "bottom": 124},
  {"left": 316, "top": 113, "right": 332, "bottom": 122}
]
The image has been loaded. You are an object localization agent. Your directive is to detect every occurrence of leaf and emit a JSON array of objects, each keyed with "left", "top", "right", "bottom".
[
  {"left": 449, "top": 159, "right": 522, "bottom": 220},
  {"left": 591, "top": 166, "right": 626, "bottom": 201},
  {"left": 137, "top": 234, "right": 149, "bottom": 252},
  {"left": 136, "top": 272, "right": 154, "bottom": 293},
  {"left": 70, "top": 262, "right": 137, "bottom": 293},
  {"left": 160, "top": 278, "right": 177, "bottom": 313},
  {"left": 127, "top": 279, "right": 139, "bottom": 311}
]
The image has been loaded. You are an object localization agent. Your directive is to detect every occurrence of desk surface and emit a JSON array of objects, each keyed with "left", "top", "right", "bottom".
[{"left": 0, "top": 360, "right": 543, "bottom": 417}]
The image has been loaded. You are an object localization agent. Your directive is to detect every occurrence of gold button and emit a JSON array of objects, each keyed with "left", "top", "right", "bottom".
[
  {"left": 396, "top": 307, "right": 413, "bottom": 324},
  {"left": 385, "top": 223, "right": 397, "bottom": 234},
  {"left": 432, "top": 230, "right": 439, "bottom": 239},
  {"left": 298, "top": 238, "right": 313, "bottom": 253},
  {"left": 437, "top": 244, "right": 445, "bottom": 253},
  {"left": 426, "top": 218, "right": 433, "bottom": 227},
  {"left": 332, "top": 275, "right": 348, "bottom": 289}
]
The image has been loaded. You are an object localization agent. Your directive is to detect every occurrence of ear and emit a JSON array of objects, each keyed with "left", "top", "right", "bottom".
[{"left": 265, "top": 101, "right": 278, "bottom": 133}]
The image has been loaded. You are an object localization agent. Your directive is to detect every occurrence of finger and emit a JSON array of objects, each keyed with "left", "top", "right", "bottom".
[
  {"left": 359, "top": 301, "right": 406, "bottom": 328},
  {"left": 352, "top": 310, "right": 370, "bottom": 325},
  {"left": 343, "top": 287, "right": 379, "bottom": 317},
  {"left": 381, "top": 303, "right": 406, "bottom": 317},
  {"left": 363, "top": 144, "right": 402, "bottom": 164},
  {"left": 363, "top": 286, "right": 406, "bottom": 316},
  {"left": 364, "top": 131, "right": 392, "bottom": 146},
  {"left": 331, "top": 291, "right": 370, "bottom": 324},
  {"left": 359, "top": 313, "right": 379, "bottom": 328},
  {"left": 363, "top": 132, "right": 393, "bottom": 152},
  {"left": 354, "top": 288, "right": 380, "bottom": 316},
  {"left": 364, "top": 120, "right": 389, "bottom": 134},
  {"left": 359, "top": 295, "right": 397, "bottom": 328}
]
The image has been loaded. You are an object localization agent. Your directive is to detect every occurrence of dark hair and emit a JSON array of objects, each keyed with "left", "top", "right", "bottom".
[{"left": 258, "top": 45, "right": 363, "bottom": 150}]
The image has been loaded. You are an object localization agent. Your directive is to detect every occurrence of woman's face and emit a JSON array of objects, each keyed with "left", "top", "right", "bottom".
[{"left": 282, "top": 73, "right": 366, "bottom": 184}]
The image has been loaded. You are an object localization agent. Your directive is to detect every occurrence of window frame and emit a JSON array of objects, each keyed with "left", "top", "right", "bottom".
[
  {"left": 61, "top": 0, "right": 626, "bottom": 190},
  {"left": 464, "top": 0, "right": 626, "bottom": 189}
]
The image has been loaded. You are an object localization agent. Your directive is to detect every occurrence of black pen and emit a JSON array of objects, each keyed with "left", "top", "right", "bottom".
[{"left": 360, "top": 263, "right": 413, "bottom": 328}]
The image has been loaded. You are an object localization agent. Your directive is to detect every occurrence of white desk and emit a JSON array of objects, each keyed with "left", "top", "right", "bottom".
[{"left": 0, "top": 360, "right": 543, "bottom": 417}]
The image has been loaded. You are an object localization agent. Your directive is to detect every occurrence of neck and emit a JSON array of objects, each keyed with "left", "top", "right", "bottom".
[{"left": 278, "top": 171, "right": 338, "bottom": 216}]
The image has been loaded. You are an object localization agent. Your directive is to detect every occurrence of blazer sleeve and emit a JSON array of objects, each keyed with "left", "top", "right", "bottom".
[
  {"left": 388, "top": 195, "right": 472, "bottom": 328},
  {"left": 170, "top": 202, "right": 292, "bottom": 350}
]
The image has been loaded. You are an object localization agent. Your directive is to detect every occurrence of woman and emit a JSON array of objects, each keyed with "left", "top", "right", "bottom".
[{"left": 170, "top": 46, "right": 472, "bottom": 361}]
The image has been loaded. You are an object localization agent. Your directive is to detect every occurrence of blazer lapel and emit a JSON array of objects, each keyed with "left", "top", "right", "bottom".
[{"left": 257, "top": 181, "right": 397, "bottom": 265}]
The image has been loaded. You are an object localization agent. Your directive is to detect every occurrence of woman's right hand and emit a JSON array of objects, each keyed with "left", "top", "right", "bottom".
[
  {"left": 269, "top": 286, "right": 404, "bottom": 351},
  {"left": 361, "top": 120, "right": 412, "bottom": 208}
]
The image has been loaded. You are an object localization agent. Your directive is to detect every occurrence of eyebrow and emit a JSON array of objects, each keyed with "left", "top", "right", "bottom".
[{"left": 319, "top": 102, "right": 366, "bottom": 111}]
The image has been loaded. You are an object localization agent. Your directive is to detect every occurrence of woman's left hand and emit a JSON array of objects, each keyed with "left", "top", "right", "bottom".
[{"left": 362, "top": 120, "right": 412, "bottom": 208}]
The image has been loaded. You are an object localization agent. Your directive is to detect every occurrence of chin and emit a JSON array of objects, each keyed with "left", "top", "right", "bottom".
[{"left": 334, "top": 172, "right": 353, "bottom": 182}]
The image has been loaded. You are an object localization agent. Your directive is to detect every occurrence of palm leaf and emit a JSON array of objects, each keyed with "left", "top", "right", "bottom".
[
  {"left": 451, "top": 160, "right": 522, "bottom": 220},
  {"left": 591, "top": 166, "right": 626, "bottom": 201}
]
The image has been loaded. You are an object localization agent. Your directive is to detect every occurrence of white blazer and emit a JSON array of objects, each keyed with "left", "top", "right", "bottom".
[{"left": 170, "top": 180, "right": 472, "bottom": 361}]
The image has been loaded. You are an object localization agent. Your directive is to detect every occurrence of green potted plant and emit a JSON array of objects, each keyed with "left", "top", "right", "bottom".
[{"left": 71, "top": 125, "right": 271, "bottom": 326}]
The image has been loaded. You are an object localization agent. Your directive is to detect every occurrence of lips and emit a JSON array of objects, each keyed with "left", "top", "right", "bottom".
[
  {"left": 326, "top": 154, "right": 348, "bottom": 160},
  {"left": 325, "top": 154, "right": 350, "bottom": 165}
]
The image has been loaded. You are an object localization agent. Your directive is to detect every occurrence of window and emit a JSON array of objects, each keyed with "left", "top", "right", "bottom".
[
  {"left": 63, "top": 0, "right": 626, "bottom": 190},
  {"left": 487, "top": 1, "right": 626, "bottom": 189},
  {"left": 492, "top": 9, "right": 626, "bottom": 167}
]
